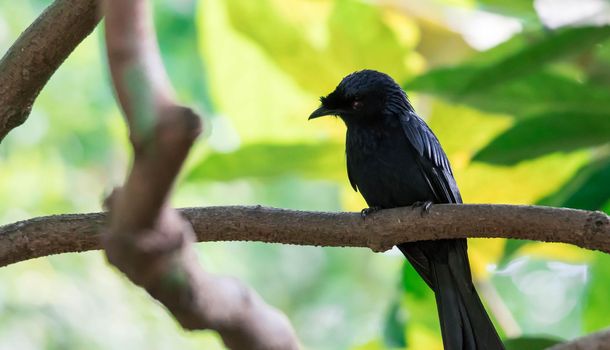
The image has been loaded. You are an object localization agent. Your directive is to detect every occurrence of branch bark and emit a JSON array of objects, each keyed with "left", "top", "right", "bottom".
[
  {"left": 101, "top": 0, "right": 297, "bottom": 349},
  {"left": 0, "top": 204, "right": 607, "bottom": 267},
  {"left": 549, "top": 328, "right": 610, "bottom": 350},
  {"left": 0, "top": 0, "right": 100, "bottom": 141}
]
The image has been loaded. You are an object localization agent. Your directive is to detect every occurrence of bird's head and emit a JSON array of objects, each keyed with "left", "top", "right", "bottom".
[{"left": 308, "top": 70, "right": 411, "bottom": 125}]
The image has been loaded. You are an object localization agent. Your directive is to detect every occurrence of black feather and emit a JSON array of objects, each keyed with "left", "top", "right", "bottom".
[{"left": 311, "top": 69, "right": 504, "bottom": 350}]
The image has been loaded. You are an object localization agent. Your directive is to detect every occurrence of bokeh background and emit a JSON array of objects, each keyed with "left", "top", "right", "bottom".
[{"left": 1, "top": 0, "right": 609, "bottom": 349}]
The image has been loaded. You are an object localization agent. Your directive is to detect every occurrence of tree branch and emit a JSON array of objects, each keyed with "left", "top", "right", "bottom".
[
  {"left": 0, "top": 204, "right": 607, "bottom": 268},
  {"left": 101, "top": 0, "right": 298, "bottom": 349},
  {"left": 0, "top": 0, "right": 100, "bottom": 141},
  {"left": 549, "top": 328, "right": 610, "bottom": 350}
]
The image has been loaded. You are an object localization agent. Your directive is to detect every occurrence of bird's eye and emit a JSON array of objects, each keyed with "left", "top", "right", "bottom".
[{"left": 352, "top": 99, "right": 363, "bottom": 110}]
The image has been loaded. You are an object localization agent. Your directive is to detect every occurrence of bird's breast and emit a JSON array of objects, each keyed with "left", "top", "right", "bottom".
[{"left": 346, "top": 125, "right": 433, "bottom": 208}]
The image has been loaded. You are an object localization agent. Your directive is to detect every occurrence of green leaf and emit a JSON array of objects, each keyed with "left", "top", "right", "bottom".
[
  {"left": 501, "top": 154, "right": 610, "bottom": 262},
  {"left": 410, "top": 69, "right": 610, "bottom": 118},
  {"left": 500, "top": 239, "right": 529, "bottom": 264},
  {"left": 476, "top": 0, "right": 536, "bottom": 18},
  {"left": 407, "top": 27, "right": 610, "bottom": 117},
  {"left": 383, "top": 300, "right": 407, "bottom": 348},
  {"left": 185, "top": 142, "right": 345, "bottom": 182},
  {"left": 401, "top": 261, "right": 430, "bottom": 299},
  {"left": 197, "top": 0, "right": 331, "bottom": 143},
  {"left": 538, "top": 154, "right": 610, "bottom": 211},
  {"left": 401, "top": 262, "right": 440, "bottom": 335},
  {"left": 327, "top": 0, "right": 413, "bottom": 82},
  {"left": 155, "top": 0, "right": 214, "bottom": 112},
  {"left": 583, "top": 253, "right": 610, "bottom": 331},
  {"left": 473, "top": 113, "right": 610, "bottom": 164},
  {"left": 462, "top": 26, "right": 610, "bottom": 94},
  {"left": 223, "top": 0, "right": 340, "bottom": 92},
  {"left": 223, "top": 0, "right": 414, "bottom": 94},
  {"left": 503, "top": 336, "right": 562, "bottom": 350}
]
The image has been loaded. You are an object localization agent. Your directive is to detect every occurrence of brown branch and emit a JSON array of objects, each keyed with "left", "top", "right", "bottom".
[
  {"left": 0, "top": 204, "right": 608, "bottom": 268},
  {"left": 549, "top": 328, "right": 610, "bottom": 350},
  {"left": 0, "top": 206, "right": 607, "bottom": 349},
  {"left": 101, "top": 0, "right": 297, "bottom": 349},
  {"left": 0, "top": 0, "right": 100, "bottom": 141}
]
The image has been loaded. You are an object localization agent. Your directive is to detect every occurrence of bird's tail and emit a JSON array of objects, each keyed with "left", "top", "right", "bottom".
[{"left": 398, "top": 239, "right": 505, "bottom": 350}]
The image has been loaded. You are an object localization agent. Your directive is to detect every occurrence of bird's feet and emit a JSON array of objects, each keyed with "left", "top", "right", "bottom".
[
  {"left": 411, "top": 201, "right": 433, "bottom": 217},
  {"left": 360, "top": 206, "right": 382, "bottom": 219}
]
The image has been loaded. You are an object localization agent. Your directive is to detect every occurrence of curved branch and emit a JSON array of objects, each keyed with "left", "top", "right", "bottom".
[
  {"left": 0, "top": 0, "right": 100, "bottom": 141},
  {"left": 102, "top": 0, "right": 298, "bottom": 349},
  {"left": 0, "top": 204, "right": 607, "bottom": 267},
  {"left": 549, "top": 328, "right": 610, "bottom": 350}
]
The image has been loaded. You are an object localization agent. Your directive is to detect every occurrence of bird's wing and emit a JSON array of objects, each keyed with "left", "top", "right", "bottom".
[
  {"left": 346, "top": 150, "right": 358, "bottom": 192},
  {"left": 399, "top": 110, "right": 462, "bottom": 204},
  {"left": 398, "top": 112, "right": 505, "bottom": 349}
]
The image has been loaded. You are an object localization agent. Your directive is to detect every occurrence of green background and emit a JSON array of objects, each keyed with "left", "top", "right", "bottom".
[{"left": 0, "top": 0, "right": 608, "bottom": 349}]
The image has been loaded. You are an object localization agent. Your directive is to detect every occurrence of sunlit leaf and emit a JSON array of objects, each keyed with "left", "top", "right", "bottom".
[
  {"left": 462, "top": 26, "right": 610, "bottom": 93},
  {"left": 185, "top": 142, "right": 345, "bottom": 181},
  {"left": 468, "top": 238, "right": 506, "bottom": 279},
  {"left": 328, "top": 0, "right": 415, "bottom": 80},
  {"left": 223, "top": 0, "right": 340, "bottom": 92},
  {"left": 426, "top": 100, "right": 591, "bottom": 208},
  {"left": 223, "top": 0, "right": 418, "bottom": 95},
  {"left": 502, "top": 154, "right": 610, "bottom": 261},
  {"left": 350, "top": 338, "right": 385, "bottom": 350},
  {"left": 511, "top": 242, "right": 593, "bottom": 263},
  {"left": 340, "top": 183, "right": 368, "bottom": 212},
  {"left": 459, "top": 152, "right": 588, "bottom": 205},
  {"left": 197, "top": 0, "right": 331, "bottom": 143},
  {"left": 473, "top": 113, "right": 610, "bottom": 164},
  {"left": 424, "top": 100, "right": 513, "bottom": 168},
  {"left": 409, "top": 69, "right": 610, "bottom": 118},
  {"left": 406, "top": 323, "right": 443, "bottom": 350},
  {"left": 407, "top": 26, "right": 610, "bottom": 117},
  {"left": 475, "top": 0, "right": 535, "bottom": 18},
  {"left": 539, "top": 154, "right": 610, "bottom": 212}
]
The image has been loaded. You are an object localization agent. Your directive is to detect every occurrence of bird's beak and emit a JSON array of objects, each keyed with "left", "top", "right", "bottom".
[{"left": 308, "top": 106, "right": 339, "bottom": 120}]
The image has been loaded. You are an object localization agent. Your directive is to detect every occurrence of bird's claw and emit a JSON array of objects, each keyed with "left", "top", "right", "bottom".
[
  {"left": 412, "top": 201, "right": 433, "bottom": 217},
  {"left": 361, "top": 206, "right": 382, "bottom": 219}
]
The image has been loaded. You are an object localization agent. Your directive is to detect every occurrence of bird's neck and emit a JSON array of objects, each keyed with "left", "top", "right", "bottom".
[{"left": 345, "top": 119, "right": 398, "bottom": 155}]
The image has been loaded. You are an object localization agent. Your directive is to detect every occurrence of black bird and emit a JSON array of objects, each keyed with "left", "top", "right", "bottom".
[{"left": 309, "top": 70, "right": 504, "bottom": 350}]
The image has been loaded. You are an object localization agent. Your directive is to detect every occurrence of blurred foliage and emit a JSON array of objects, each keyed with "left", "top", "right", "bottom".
[
  {"left": 476, "top": 0, "right": 535, "bottom": 18},
  {"left": 503, "top": 336, "right": 561, "bottom": 350},
  {"left": 0, "top": 0, "right": 609, "bottom": 349},
  {"left": 184, "top": 142, "right": 345, "bottom": 181}
]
